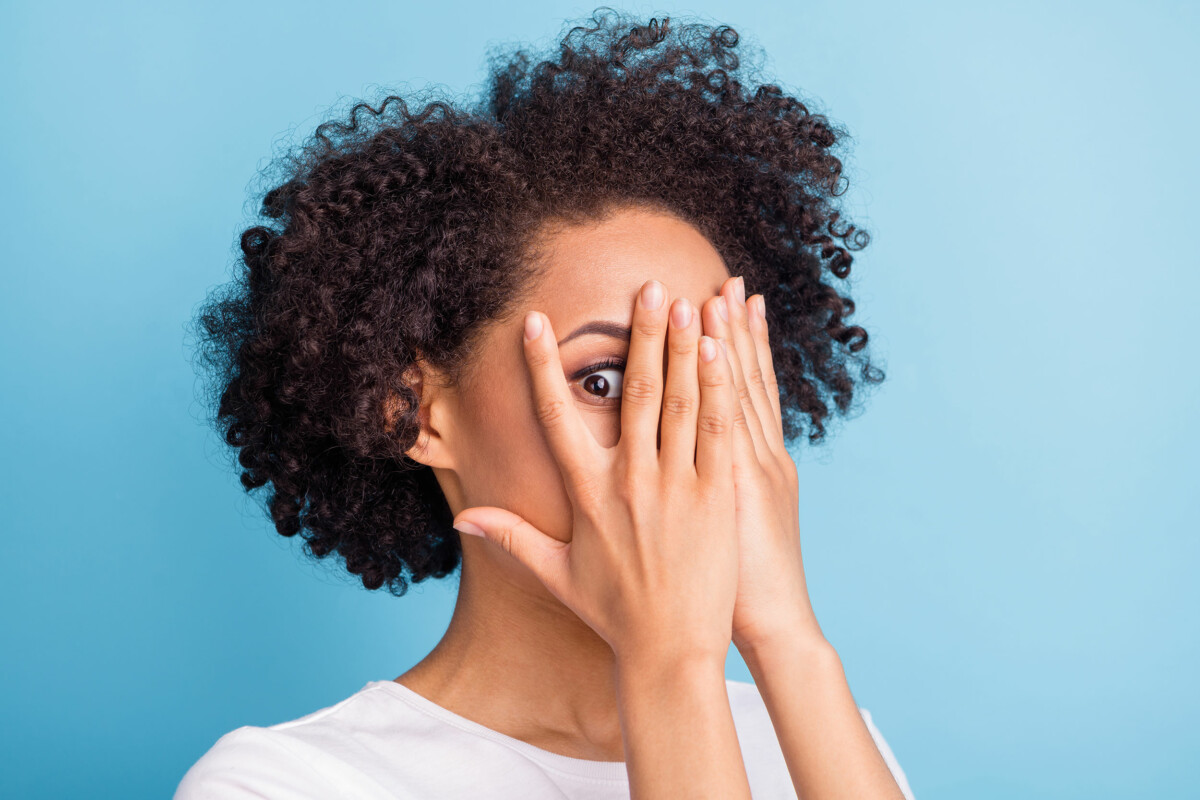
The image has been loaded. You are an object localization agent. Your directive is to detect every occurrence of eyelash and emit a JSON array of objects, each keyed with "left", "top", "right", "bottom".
[{"left": 571, "top": 357, "right": 626, "bottom": 404}]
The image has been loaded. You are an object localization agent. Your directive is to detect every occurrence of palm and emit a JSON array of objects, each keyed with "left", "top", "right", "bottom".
[
  {"left": 729, "top": 454, "right": 811, "bottom": 649},
  {"left": 701, "top": 280, "right": 821, "bottom": 650}
]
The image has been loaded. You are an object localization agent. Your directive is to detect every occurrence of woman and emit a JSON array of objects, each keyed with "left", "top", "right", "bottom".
[{"left": 179, "top": 9, "right": 915, "bottom": 798}]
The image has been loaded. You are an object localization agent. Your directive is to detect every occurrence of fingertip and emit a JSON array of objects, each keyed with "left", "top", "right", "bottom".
[
  {"left": 716, "top": 295, "right": 730, "bottom": 323},
  {"left": 524, "top": 311, "right": 543, "bottom": 342},
  {"left": 453, "top": 519, "right": 485, "bottom": 538},
  {"left": 670, "top": 296, "right": 693, "bottom": 330}
]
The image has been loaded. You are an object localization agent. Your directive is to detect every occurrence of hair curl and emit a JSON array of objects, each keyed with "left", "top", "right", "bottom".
[{"left": 190, "top": 7, "right": 885, "bottom": 597}]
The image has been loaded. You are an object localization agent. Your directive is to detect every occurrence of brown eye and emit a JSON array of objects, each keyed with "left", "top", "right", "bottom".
[
  {"left": 570, "top": 357, "right": 625, "bottom": 406},
  {"left": 581, "top": 366, "right": 623, "bottom": 399}
]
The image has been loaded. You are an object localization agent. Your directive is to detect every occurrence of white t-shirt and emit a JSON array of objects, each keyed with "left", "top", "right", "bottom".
[{"left": 175, "top": 678, "right": 915, "bottom": 799}]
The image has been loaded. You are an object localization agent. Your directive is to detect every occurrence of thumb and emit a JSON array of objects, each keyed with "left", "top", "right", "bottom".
[{"left": 453, "top": 507, "right": 570, "bottom": 600}]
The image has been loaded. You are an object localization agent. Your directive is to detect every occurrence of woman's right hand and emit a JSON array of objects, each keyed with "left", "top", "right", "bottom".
[{"left": 451, "top": 279, "right": 741, "bottom": 667}]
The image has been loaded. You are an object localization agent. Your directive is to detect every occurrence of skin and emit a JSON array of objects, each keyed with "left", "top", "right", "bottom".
[
  {"left": 397, "top": 205, "right": 730, "bottom": 759},
  {"left": 397, "top": 204, "right": 905, "bottom": 798}
]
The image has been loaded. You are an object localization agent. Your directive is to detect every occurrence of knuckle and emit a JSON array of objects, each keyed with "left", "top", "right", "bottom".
[
  {"left": 534, "top": 394, "right": 568, "bottom": 427},
  {"left": 612, "top": 457, "right": 645, "bottom": 503},
  {"left": 668, "top": 335, "right": 694, "bottom": 359},
  {"left": 614, "top": 474, "right": 639, "bottom": 505},
  {"left": 633, "top": 319, "right": 662, "bottom": 339},
  {"left": 697, "top": 410, "right": 730, "bottom": 436},
  {"left": 575, "top": 500, "right": 606, "bottom": 534},
  {"left": 525, "top": 346, "right": 554, "bottom": 370},
  {"left": 621, "top": 373, "right": 659, "bottom": 405},
  {"left": 661, "top": 391, "right": 695, "bottom": 418},
  {"left": 496, "top": 522, "right": 515, "bottom": 555},
  {"left": 746, "top": 366, "right": 767, "bottom": 393},
  {"left": 698, "top": 366, "right": 725, "bottom": 390},
  {"left": 736, "top": 381, "right": 754, "bottom": 409}
]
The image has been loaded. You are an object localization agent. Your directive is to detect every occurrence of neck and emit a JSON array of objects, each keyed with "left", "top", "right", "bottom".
[{"left": 395, "top": 549, "right": 627, "bottom": 761}]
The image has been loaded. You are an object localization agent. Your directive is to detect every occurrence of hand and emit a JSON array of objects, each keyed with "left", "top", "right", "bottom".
[
  {"left": 451, "top": 279, "right": 742, "bottom": 666},
  {"left": 699, "top": 276, "right": 825, "bottom": 653}
]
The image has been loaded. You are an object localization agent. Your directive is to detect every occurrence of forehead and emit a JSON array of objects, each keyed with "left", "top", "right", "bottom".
[{"left": 528, "top": 206, "right": 731, "bottom": 316}]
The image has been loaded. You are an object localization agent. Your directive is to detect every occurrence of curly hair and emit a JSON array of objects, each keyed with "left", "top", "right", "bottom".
[{"left": 190, "top": 7, "right": 885, "bottom": 597}]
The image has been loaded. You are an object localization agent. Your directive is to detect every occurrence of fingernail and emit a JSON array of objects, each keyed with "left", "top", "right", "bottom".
[
  {"left": 641, "top": 280, "right": 664, "bottom": 310},
  {"left": 524, "top": 311, "right": 542, "bottom": 341},
  {"left": 755, "top": 296, "right": 766, "bottom": 321},
  {"left": 454, "top": 520, "right": 485, "bottom": 537},
  {"left": 671, "top": 297, "right": 692, "bottom": 328},
  {"left": 719, "top": 338, "right": 728, "bottom": 358},
  {"left": 717, "top": 296, "right": 729, "bottom": 322},
  {"left": 699, "top": 336, "right": 718, "bottom": 363},
  {"left": 734, "top": 276, "right": 746, "bottom": 306}
]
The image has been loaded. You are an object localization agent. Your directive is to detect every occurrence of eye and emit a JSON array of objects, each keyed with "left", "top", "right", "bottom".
[{"left": 572, "top": 357, "right": 625, "bottom": 404}]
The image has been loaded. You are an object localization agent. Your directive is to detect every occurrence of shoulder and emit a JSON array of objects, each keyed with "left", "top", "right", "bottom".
[
  {"left": 174, "top": 726, "right": 349, "bottom": 800},
  {"left": 174, "top": 683, "right": 400, "bottom": 800},
  {"left": 724, "top": 679, "right": 916, "bottom": 800}
]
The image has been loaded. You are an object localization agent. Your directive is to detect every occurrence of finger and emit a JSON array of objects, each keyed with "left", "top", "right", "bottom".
[
  {"left": 619, "top": 279, "right": 671, "bottom": 466},
  {"left": 694, "top": 334, "right": 735, "bottom": 486},
  {"left": 747, "top": 293, "right": 786, "bottom": 448},
  {"left": 712, "top": 284, "right": 767, "bottom": 483},
  {"left": 453, "top": 508, "right": 570, "bottom": 603},
  {"left": 722, "top": 276, "right": 778, "bottom": 453},
  {"left": 659, "top": 296, "right": 701, "bottom": 474},
  {"left": 523, "top": 310, "right": 603, "bottom": 504},
  {"left": 702, "top": 292, "right": 769, "bottom": 464}
]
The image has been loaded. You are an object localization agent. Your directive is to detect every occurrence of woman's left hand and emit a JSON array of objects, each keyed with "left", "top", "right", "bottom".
[{"left": 700, "top": 276, "right": 826, "bottom": 654}]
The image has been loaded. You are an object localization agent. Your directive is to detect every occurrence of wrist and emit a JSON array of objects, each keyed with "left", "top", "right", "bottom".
[
  {"left": 733, "top": 604, "right": 826, "bottom": 657},
  {"left": 613, "top": 648, "right": 728, "bottom": 718},
  {"left": 613, "top": 641, "right": 728, "bottom": 682},
  {"left": 738, "top": 627, "right": 838, "bottom": 678}
]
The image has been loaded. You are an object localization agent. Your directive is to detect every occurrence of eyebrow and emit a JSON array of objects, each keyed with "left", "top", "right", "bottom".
[{"left": 557, "top": 320, "right": 632, "bottom": 347}]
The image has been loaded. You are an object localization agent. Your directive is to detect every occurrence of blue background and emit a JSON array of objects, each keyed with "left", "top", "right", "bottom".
[{"left": 3, "top": 1, "right": 1196, "bottom": 797}]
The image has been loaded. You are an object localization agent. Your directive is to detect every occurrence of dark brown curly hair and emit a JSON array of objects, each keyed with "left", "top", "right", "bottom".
[{"left": 190, "top": 7, "right": 885, "bottom": 597}]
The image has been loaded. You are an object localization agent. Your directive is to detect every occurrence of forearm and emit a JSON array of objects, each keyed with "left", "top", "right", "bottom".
[
  {"left": 614, "top": 650, "right": 752, "bottom": 800},
  {"left": 742, "top": 635, "right": 906, "bottom": 800}
]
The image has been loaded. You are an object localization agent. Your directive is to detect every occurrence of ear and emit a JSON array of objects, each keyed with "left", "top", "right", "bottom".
[{"left": 383, "top": 355, "right": 457, "bottom": 469}]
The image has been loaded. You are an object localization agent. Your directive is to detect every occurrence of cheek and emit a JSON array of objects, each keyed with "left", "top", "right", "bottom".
[
  {"left": 580, "top": 409, "right": 621, "bottom": 449},
  {"left": 460, "top": 384, "right": 576, "bottom": 542}
]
